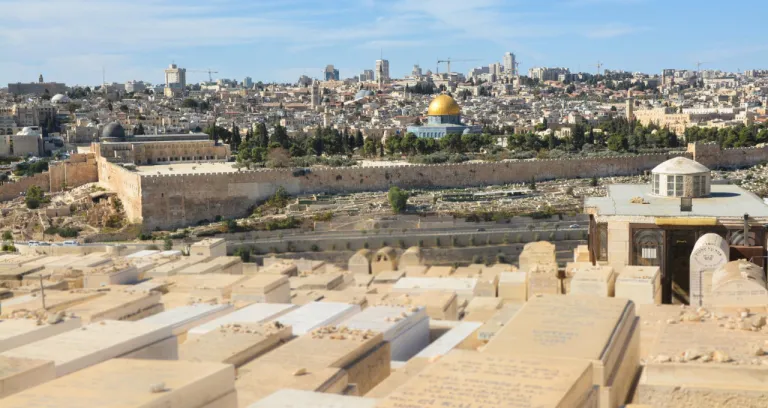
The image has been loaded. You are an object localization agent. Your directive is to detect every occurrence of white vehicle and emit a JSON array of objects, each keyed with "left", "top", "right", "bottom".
[
  {"left": 27, "top": 240, "right": 40, "bottom": 246},
  {"left": 61, "top": 241, "right": 78, "bottom": 247}
]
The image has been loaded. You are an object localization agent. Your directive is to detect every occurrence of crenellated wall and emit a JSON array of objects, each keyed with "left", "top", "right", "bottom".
[
  {"left": 0, "top": 154, "right": 98, "bottom": 201},
  {"left": 137, "top": 152, "right": 688, "bottom": 229},
  {"left": 96, "top": 157, "right": 143, "bottom": 222}
]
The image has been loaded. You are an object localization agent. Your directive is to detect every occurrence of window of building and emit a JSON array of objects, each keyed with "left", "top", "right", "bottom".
[
  {"left": 666, "top": 175, "right": 674, "bottom": 196},
  {"left": 633, "top": 229, "right": 663, "bottom": 267},
  {"left": 653, "top": 174, "right": 660, "bottom": 195},
  {"left": 693, "top": 176, "right": 701, "bottom": 196},
  {"left": 675, "top": 175, "right": 683, "bottom": 196}
]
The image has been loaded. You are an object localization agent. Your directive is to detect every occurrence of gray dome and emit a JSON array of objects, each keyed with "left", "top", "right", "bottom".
[
  {"left": 354, "top": 89, "right": 374, "bottom": 100},
  {"left": 102, "top": 122, "right": 126, "bottom": 139}
]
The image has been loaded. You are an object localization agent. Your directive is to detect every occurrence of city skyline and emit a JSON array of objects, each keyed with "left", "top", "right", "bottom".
[{"left": 1, "top": 0, "right": 766, "bottom": 86}]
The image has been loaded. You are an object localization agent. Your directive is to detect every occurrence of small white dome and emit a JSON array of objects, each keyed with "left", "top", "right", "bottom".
[
  {"left": 652, "top": 157, "right": 709, "bottom": 175},
  {"left": 51, "top": 94, "right": 70, "bottom": 104}
]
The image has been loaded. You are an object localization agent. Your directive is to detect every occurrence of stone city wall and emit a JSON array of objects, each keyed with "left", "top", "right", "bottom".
[
  {"left": 138, "top": 152, "right": 686, "bottom": 229},
  {"left": 0, "top": 154, "right": 98, "bottom": 200},
  {"left": 96, "top": 157, "right": 143, "bottom": 222},
  {"left": 0, "top": 172, "right": 50, "bottom": 201}
]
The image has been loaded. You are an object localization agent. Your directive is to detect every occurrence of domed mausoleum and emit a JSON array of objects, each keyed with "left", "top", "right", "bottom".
[
  {"left": 406, "top": 93, "right": 481, "bottom": 139},
  {"left": 101, "top": 122, "right": 126, "bottom": 141},
  {"left": 650, "top": 157, "right": 711, "bottom": 198}
]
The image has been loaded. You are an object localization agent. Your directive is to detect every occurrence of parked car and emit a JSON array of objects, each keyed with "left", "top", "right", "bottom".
[
  {"left": 62, "top": 241, "right": 78, "bottom": 247},
  {"left": 569, "top": 224, "right": 581, "bottom": 229}
]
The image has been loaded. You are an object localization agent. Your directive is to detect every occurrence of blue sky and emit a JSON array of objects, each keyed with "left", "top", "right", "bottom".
[{"left": 0, "top": 0, "right": 765, "bottom": 86}]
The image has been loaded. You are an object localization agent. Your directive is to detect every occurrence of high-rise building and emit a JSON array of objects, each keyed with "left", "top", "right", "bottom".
[
  {"left": 412, "top": 65, "right": 423, "bottom": 78},
  {"left": 490, "top": 63, "right": 503, "bottom": 78},
  {"left": 503, "top": 52, "right": 516, "bottom": 75},
  {"left": 324, "top": 65, "right": 340, "bottom": 81},
  {"left": 164, "top": 64, "right": 187, "bottom": 90},
  {"left": 243, "top": 77, "right": 253, "bottom": 88},
  {"left": 375, "top": 59, "right": 390, "bottom": 82},
  {"left": 360, "top": 70, "right": 374, "bottom": 82}
]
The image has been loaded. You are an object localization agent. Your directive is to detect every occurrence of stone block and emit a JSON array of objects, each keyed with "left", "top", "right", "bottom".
[
  {"left": 475, "top": 303, "right": 523, "bottom": 342},
  {"left": 168, "top": 273, "right": 250, "bottom": 300},
  {"left": 248, "top": 389, "right": 377, "bottom": 408},
  {"left": 0, "top": 359, "right": 236, "bottom": 408},
  {"left": 575, "top": 245, "right": 590, "bottom": 262},
  {"left": 180, "top": 322, "right": 291, "bottom": 367},
  {"left": 236, "top": 365, "right": 347, "bottom": 407},
  {"left": 498, "top": 271, "right": 527, "bottom": 302},
  {"left": 519, "top": 241, "right": 556, "bottom": 272},
  {"left": 706, "top": 260, "right": 768, "bottom": 308},
  {"left": 273, "top": 302, "right": 361, "bottom": 335},
  {"left": 0, "top": 320, "right": 175, "bottom": 377},
  {"left": 188, "top": 303, "right": 296, "bottom": 339},
  {"left": 0, "top": 316, "right": 81, "bottom": 353},
  {"left": 615, "top": 265, "right": 661, "bottom": 305},
  {"left": 569, "top": 265, "right": 616, "bottom": 297},
  {"left": 0, "top": 290, "right": 104, "bottom": 315},
  {"left": 376, "top": 351, "right": 595, "bottom": 408},
  {"left": 341, "top": 305, "right": 429, "bottom": 361},
  {"left": 425, "top": 266, "right": 454, "bottom": 277},
  {"left": 374, "top": 292, "right": 458, "bottom": 321},
  {"left": 232, "top": 274, "right": 291, "bottom": 304},
  {"left": 0, "top": 356, "right": 56, "bottom": 398},
  {"left": 415, "top": 321, "right": 482, "bottom": 359},
  {"left": 527, "top": 263, "right": 561, "bottom": 296},
  {"left": 65, "top": 289, "right": 163, "bottom": 323},
  {"left": 372, "top": 270, "right": 405, "bottom": 284},
  {"left": 139, "top": 303, "right": 234, "bottom": 337},
  {"left": 391, "top": 277, "right": 479, "bottom": 297}
]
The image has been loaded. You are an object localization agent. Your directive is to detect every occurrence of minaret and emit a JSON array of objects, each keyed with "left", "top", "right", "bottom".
[
  {"left": 38, "top": 74, "right": 44, "bottom": 83},
  {"left": 626, "top": 89, "right": 634, "bottom": 121},
  {"left": 310, "top": 80, "right": 320, "bottom": 109}
]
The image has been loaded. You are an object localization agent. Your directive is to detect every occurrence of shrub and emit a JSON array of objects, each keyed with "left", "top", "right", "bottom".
[
  {"left": 310, "top": 244, "right": 320, "bottom": 252},
  {"left": 495, "top": 253, "right": 507, "bottom": 264},
  {"left": 312, "top": 211, "right": 333, "bottom": 222},
  {"left": 234, "top": 247, "right": 251, "bottom": 262},
  {"left": 387, "top": 186, "right": 409, "bottom": 214},
  {"left": 472, "top": 255, "right": 483, "bottom": 264},
  {"left": 146, "top": 244, "right": 160, "bottom": 250},
  {"left": 1, "top": 231, "right": 11, "bottom": 241},
  {"left": 163, "top": 238, "right": 173, "bottom": 251}
]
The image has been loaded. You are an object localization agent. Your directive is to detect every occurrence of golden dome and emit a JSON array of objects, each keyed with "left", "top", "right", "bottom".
[{"left": 427, "top": 94, "right": 461, "bottom": 116}]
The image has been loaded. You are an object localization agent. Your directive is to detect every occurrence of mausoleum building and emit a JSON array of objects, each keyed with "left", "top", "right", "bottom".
[{"left": 585, "top": 156, "right": 768, "bottom": 304}]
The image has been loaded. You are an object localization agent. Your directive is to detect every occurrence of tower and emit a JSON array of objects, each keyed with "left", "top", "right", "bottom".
[
  {"left": 38, "top": 74, "right": 44, "bottom": 83},
  {"left": 626, "top": 89, "right": 634, "bottom": 121},
  {"left": 310, "top": 80, "right": 320, "bottom": 109},
  {"left": 503, "top": 52, "right": 516, "bottom": 76}
]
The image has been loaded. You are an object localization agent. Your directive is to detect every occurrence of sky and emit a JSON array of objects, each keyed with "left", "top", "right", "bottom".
[{"left": 0, "top": 0, "right": 766, "bottom": 86}]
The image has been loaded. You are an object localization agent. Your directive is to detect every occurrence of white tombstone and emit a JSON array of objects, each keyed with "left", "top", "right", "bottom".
[
  {"left": 689, "top": 233, "right": 729, "bottom": 306},
  {"left": 707, "top": 259, "right": 768, "bottom": 307}
]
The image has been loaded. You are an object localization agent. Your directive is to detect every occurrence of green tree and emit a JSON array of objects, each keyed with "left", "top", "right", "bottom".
[
  {"left": 2, "top": 231, "right": 12, "bottom": 241},
  {"left": 25, "top": 185, "right": 44, "bottom": 209},
  {"left": 181, "top": 98, "right": 198, "bottom": 109},
  {"left": 388, "top": 186, "right": 409, "bottom": 214},
  {"left": 355, "top": 130, "right": 364, "bottom": 148},
  {"left": 528, "top": 176, "right": 536, "bottom": 191},
  {"left": 163, "top": 238, "right": 173, "bottom": 251},
  {"left": 590, "top": 176, "right": 599, "bottom": 187}
]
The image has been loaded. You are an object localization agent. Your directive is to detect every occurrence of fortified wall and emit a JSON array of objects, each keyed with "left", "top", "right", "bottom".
[
  {"left": 138, "top": 152, "right": 687, "bottom": 229},
  {"left": 96, "top": 157, "right": 142, "bottom": 222},
  {"left": 0, "top": 153, "right": 98, "bottom": 201}
]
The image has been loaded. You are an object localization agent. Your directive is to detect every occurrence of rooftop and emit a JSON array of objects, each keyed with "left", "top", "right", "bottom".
[{"left": 585, "top": 183, "right": 768, "bottom": 218}]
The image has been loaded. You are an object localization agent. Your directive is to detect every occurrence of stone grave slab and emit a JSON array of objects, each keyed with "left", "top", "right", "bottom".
[
  {"left": 0, "top": 315, "right": 82, "bottom": 352},
  {"left": 373, "top": 270, "right": 405, "bottom": 284},
  {"left": 180, "top": 322, "right": 291, "bottom": 367},
  {"left": 690, "top": 233, "right": 729, "bottom": 307},
  {"left": 376, "top": 350, "right": 595, "bottom": 408},
  {"left": 615, "top": 265, "right": 661, "bottom": 305},
  {"left": 0, "top": 359, "right": 235, "bottom": 408},
  {"left": 83, "top": 263, "right": 140, "bottom": 288},
  {"left": 415, "top": 321, "right": 482, "bottom": 359},
  {"left": 260, "top": 262, "right": 299, "bottom": 277},
  {"left": 569, "top": 264, "right": 616, "bottom": 297},
  {"left": 340, "top": 305, "right": 429, "bottom": 361},
  {"left": 365, "top": 356, "right": 432, "bottom": 398},
  {"left": 290, "top": 273, "right": 345, "bottom": 291},
  {"left": 319, "top": 289, "right": 369, "bottom": 308},
  {"left": 463, "top": 297, "right": 503, "bottom": 322},
  {"left": 0, "top": 319, "right": 176, "bottom": 377},
  {"left": 402, "top": 265, "right": 428, "bottom": 277},
  {"left": 249, "top": 389, "right": 377, "bottom": 408},
  {"left": 139, "top": 303, "right": 234, "bottom": 337},
  {"left": 290, "top": 290, "right": 325, "bottom": 305},
  {"left": 0, "top": 290, "right": 104, "bottom": 315},
  {"left": 236, "top": 364, "right": 347, "bottom": 408},
  {"left": 475, "top": 303, "right": 524, "bottom": 342},
  {"left": 527, "top": 263, "right": 561, "bottom": 296},
  {"left": 498, "top": 271, "right": 527, "bottom": 302},
  {"left": 64, "top": 289, "right": 163, "bottom": 323},
  {"left": 706, "top": 259, "right": 768, "bottom": 307},
  {"left": 0, "top": 356, "right": 55, "bottom": 398},
  {"left": 144, "top": 258, "right": 202, "bottom": 278},
  {"left": 232, "top": 274, "right": 291, "bottom": 304},
  {"left": 167, "top": 273, "right": 250, "bottom": 300},
  {"left": 374, "top": 292, "right": 458, "bottom": 321},
  {"left": 484, "top": 295, "right": 639, "bottom": 408},
  {"left": 425, "top": 266, "right": 454, "bottom": 277},
  {"left": 391, "top": 277, "right": 478, "bottom": 298},
  {"left": 272, "top": 302, "right": 360, "bottom": 335},
  {"left": 519, "top": 241, "right": 556, "bottom": 272},
  {"left": 188, "top": 303, "right": 296, "bottom": 339}
]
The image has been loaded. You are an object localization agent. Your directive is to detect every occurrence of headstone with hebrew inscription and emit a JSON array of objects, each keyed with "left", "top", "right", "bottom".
[
  {"left": 690, "top": 233, "right": 729, "bottom": 307},
  {"left": 706, "top": 259, "right": 768, "bottom": 307},
  {"left": 569, "top": 265, "right": 616, "bottom": 297},
  {"left": 519, "top": 241, "right": 557, "bottom": 272},
  {"left": 615, "top": 266, "right": 661, "bottom": 305}
]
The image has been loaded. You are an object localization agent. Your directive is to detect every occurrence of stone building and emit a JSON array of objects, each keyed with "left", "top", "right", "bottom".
[
  {"left": 92, "top": 122, "right": 230, "bottom": 165},
  {"left": 585, "top": 156, "right": 768, "bottom": 304}
]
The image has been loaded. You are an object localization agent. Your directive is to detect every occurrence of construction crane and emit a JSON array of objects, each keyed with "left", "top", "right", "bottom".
[
  {"left": 596, "top": 61, "right": 603, "bottom": 76},
  {"left": 696, "top": 61, "right": 707, "bottom": 75},
  {"left": 189, "top": 69, "right": 219, "bottom": 82},
  {"left": 436, "top": 58, "right": 480, "bottom": 75}
]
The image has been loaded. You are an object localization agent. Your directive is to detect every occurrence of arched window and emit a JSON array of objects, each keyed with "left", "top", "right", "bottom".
[{"left": 633, "top": 229, "right": 663, "bottom": 267}]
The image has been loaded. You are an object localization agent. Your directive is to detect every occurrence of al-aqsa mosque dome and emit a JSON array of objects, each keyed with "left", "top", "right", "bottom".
[{"left": 406, "top": 93, "right": 481, "bottom": 139}]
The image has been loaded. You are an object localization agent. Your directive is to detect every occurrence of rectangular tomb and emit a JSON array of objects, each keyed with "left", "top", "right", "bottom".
[
  {"left": 0, "top": 319, "right": 176, "bottom": 377},
  {"left": 376, "top": 350, "right": 595, "bottom": 408},
  {"left": 615, "top": 265, "right": 661, "bottom": 305},
  {"left": 139, "top": 303, "right": 234, "bottom": 337},
  {"left": 64, "top": 289, "right": 163, "bottom": 323},
  {"left": 0, "top": 359, "right": 236, "bottom": 408},
  {"left": 0, "top": 356, "right": 56, "bottom": 398},
  {"left": 249, "top": 389, "right": 377, "bottom": 408},
  {"left": 272, "top": 301, "right": 360, "bottom": 335},
  {"left": 179, "top": 322, "right": 291, "bottom": 367},
  {"left": 0, "top": 316, "right": 82, "bottom": 353},
  {"left": 187, "top": 303, "right": 297, "bottom": 339},
  {"left": 340, "top": 305, "right": 429, "bottom": 361},
  {"left": 231, "top": 274, "right": 291, "bottom": 304}
]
